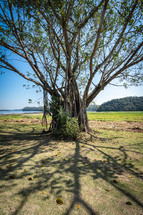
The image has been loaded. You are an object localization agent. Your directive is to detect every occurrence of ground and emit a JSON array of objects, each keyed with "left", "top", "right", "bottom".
[
  {"left": 90, "top": 121, "right": 143, "bottom": 133},
  {"left": 0, "top": 112, "right": 143, "bottom": 215},
  {"left": 0, "top": 115, "right": 143, "bottom": 133}
]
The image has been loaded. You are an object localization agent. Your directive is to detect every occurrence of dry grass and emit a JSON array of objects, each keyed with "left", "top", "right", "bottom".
[{"left": 0, "top": 116, "right": 143, "bottom": 215}]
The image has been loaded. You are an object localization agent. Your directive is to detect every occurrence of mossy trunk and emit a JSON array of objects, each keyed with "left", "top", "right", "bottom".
[
  {"left": 66, "top": 77, "right": 89, "bottom": 131},
  {"left": 49, "top": 78, "right": 89, "bottom": 133},
  {"left": 78, "top": 102, "right": 89, "bottom": 132},
  {"left": 50, "top": 101, "right": 89, "bottom": 132}
]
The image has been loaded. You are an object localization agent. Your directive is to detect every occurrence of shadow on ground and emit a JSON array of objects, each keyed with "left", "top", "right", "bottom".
[{"left": 0, "top": 127, "right": 143, "bottom": 215}]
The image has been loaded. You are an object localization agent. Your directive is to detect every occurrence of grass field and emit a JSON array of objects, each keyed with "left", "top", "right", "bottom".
[
  {"left": 0, "top": 111, "right": 143, "bottom": 121},
  {"left": 0, "top": 112, "right": 143, "bottom": 215},
  {"left": 87, "top": 111, "right": 143, "bottom": 121}
]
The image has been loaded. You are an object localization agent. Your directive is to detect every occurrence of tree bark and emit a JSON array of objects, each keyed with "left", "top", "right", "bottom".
[
  {"left": 49, "top": 90, "right": 89, "bottom": 133},
  {"left": 78, "top": 103, "right": 89, "bottom": 132},
  {"left": 67, "top": 77, "right": 89, "bottom": 132}
]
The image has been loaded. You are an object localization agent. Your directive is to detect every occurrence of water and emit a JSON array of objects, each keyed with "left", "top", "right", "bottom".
[{"left": 0, "top": 110, "right": 42, "bottom": 115}]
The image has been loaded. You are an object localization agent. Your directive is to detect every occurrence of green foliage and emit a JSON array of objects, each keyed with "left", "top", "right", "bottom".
[
  {"left": 50, "top": 96, "right": 61, "bottom": 115},
  {"left": 97, "top": 97, "right": 143, "bottom": 112},
  {"left": 23, "top": 106, "right": 43, "bottom": 111},
  {"left": 57, "top": 107, "right": 69, "bottom": 127},
  {"left": 54, "top": 107, "right": 79, "bottom": 139},
  {"left": 50, "top": 96, "right": 79, "bottom": 139},
  {"left": 62, "top": 115, "right": 79, "bottom": 139}
]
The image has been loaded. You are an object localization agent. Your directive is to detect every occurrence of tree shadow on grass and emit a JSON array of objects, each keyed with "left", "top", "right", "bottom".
[
  {"left": 0, "top": 129, "right": 143, "bottom": 215},
  {"left": 63, "top": 140, "right": 143, "bottom": 215}
]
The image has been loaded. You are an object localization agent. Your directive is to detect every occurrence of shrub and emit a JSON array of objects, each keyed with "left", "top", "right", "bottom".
[
  {"left": 55, "top": 107, "right": 79, "bottom": 139},
  {"left": 62, "top": 116, "right": 79, "bottom": 139}
]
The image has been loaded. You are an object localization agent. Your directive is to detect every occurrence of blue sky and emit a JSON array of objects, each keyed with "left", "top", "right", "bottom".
[
  {"left": 0, "top": 70, "right": 43, "bottom": 109},
  {"left": 0, "top": 65, "right": 143, "bottom": 109}
]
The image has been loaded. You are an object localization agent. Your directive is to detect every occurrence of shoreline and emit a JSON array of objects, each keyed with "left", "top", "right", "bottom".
[
  {"left": 0, "top": 112, "right": 43, "bottom": 116},
  {"left": 0, "top": 112, "right": 43, "bottom": 115}
]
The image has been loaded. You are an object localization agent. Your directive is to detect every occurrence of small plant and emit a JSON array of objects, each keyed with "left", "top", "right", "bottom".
[
  {"left": 49, "top": 97, "right": 79, "bottom": 139},
  {"left": 58, "top": 107, "right": 69, "bottom": 128},
  {"left": 54, "top": 107, "right": 79, "bottom": 139},
  {"left": 62, "top": 115, "right": 79, "bottom": 139}
]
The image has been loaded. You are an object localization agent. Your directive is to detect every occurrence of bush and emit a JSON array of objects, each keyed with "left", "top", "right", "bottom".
[
  {"left": 55, "top": 107, "right": 79, "bottom": 139},
  {"left": 62, "top": 116, "right": 79, "bottom": 139}
]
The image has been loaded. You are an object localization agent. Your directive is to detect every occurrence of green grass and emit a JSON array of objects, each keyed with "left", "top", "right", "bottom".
[
  {"left": 0, "top": 113, "right": 143, "bottom": 215},
  {"left": 1, "top": 111, "right": 143, "bottom": 122},
  {"left": 87, "top": 111, "right": 143, "bottom": 121},
  {"left": 0, "top": 113, "right": 51, "bottom": 120}
]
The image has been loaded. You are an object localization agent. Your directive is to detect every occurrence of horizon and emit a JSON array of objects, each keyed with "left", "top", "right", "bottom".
[{"left": 0, "top": 91, "right": 143, "bottom": 110}]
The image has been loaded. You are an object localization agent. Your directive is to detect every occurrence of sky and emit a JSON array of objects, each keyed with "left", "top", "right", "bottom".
[{"left": 0, "top": 65, "right": 143, "bottom": 110}]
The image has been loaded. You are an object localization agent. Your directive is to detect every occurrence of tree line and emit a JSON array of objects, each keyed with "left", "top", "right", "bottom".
[{"left": 97, "top": 96, "right": 143, "bottom": 111}]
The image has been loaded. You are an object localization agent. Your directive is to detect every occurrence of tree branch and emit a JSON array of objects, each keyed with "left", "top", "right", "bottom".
[
  {"left": 84, "top": 0, "right": 109, "bottom": 100},
  {"left": 0, "top": 41, "right": 26, "bottom": 59},
  {"left": 65, "top": 0, "right": 75, "bottom": 23},
  {"left": 48, "top": 28, "right": 66, "bottom": 72},
  {"left": 0, "top": 58, "right": 43, "bottom": 88},
  {"left": 105, "top": 41, "right": 143, "bottom": 81},
  {"left": 70, "top": 0, "right": 105, "bottom": 45},
  {"left": 87, "top": 49, "right": 143, "bottom": 106},
  {"left": 48, "top": 0, "right": 62, "bottom": 23},
  {"left": 32, "top": 0, "right": 67, "bottom": 58},
  {"left": 93, "top": 0, "right": 138, "bottom": 76},
  {"left": 90, "top": 0, "right": 109, "bottom": 75}
]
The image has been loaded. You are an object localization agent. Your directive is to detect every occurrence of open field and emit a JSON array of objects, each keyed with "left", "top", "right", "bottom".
[
  {"left": 0, "top": 112, "right": 143, "bottom": 215},
  {"left": 87, "top": 111, "right": 143, "bottom": 121}
]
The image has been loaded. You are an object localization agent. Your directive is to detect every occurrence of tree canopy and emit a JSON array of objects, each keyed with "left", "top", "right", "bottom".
[{"left": 0, "top": 0, "right": 143, "bottom": 130}]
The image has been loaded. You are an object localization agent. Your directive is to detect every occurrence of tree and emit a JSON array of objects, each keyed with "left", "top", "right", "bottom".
[{"left": 0, "top": 0, "right": 143, "bottom": 131}]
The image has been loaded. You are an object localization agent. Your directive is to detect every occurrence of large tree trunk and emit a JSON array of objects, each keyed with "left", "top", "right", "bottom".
[
  {"left": 78, "top": 101, "right": 89, "bottom": 132},
  {"left": 49, "top": 94, "right": 89, "bottom": 133},
  {"left": 67, "top": 78, "right": 89, "bottom": 132},
  {"left": 50, "top": 100, "right": 89, "bottom": 132},
  {"left": 49, "top": 96, "right": 63, "bottom": 131},
  {"left": 49, "top": 78, "right": 89, "bottom": 133}
]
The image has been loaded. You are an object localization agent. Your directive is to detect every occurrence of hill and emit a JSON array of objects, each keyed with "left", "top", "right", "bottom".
[
  {"left": 97, "top": 96, "right": 143, "bottom": 112},
  {"left": 22, "top": 106, "right": 43, "bottom": 111}
]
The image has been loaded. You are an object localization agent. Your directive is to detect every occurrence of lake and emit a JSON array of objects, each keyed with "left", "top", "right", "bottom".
[{"left": 0, "top": 110, "right": 42, "bottom": 115}]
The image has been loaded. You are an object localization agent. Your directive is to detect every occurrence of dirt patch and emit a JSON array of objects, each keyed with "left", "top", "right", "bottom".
[
  {"left": 0, "top": 118, "right": 143, "bottom": 133},
  {"left": 0, "top": 118, "right": 42, "bottom": 124},
  {"left": 89, "top": 121, "right": 143, "bottom": 133}
]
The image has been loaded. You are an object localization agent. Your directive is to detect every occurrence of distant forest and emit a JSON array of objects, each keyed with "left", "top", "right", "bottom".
[
  {"left": 97, "top": 97, "right": 143, "bottom": 112},
  {"left": 22, "top": 107, "right": 43, "bottom": 111},
  {"left": 22, "top": 96, "right": 143, "bottom": 112},
  {"left": 23, "top": 105, "right": 98, "bottom": 112}
]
